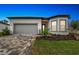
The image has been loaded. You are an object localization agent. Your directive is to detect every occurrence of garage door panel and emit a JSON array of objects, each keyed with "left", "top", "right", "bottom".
[{"left": 14, "top": 24, "right": 38, "bottom": 35}]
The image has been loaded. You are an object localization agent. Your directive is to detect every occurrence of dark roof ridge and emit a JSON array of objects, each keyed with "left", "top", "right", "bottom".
[
  {"left": 7, "top": 15, "right": 70, "bottom": 19},
  {"left": 7, "top": 16, "right": 44, "bottom": 19}
]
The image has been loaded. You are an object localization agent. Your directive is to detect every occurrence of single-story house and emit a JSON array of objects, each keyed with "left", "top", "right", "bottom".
[
  {"left": 0, "top": 21, "right": 9, "bottom": 32},
  {"left": 7, "top": 15, "right": 70, "bottom": 35}
]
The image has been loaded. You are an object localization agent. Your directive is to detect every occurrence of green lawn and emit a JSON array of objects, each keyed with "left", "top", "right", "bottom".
[{"left": 32, "top": 40, "right": 79, "bottom": 55}]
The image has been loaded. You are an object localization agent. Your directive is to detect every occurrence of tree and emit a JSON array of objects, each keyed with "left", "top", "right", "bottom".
[
  {"left": 2, "top": 20, "right": 8, "bottom": 24},
  {"left": 71, "top": 21, "right": 79, "bottom": 33},
  {"left": 0, "top": 20, "right": 8, "bottom": 24},
  {"left": 71, "top": 21, "right": 79, "bottom": 30}
]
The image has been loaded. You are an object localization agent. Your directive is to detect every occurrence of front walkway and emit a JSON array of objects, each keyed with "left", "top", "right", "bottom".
[{"left": 0, "top": 34, "right": 36, "bottom": 55}]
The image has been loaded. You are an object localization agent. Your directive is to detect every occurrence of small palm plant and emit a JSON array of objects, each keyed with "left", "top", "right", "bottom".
[
  {"left": 42, "top": 28, "right": 49, "bottom": 39},
  {"left": 42, "top": 28, "right": 48, "bottom": 35}
]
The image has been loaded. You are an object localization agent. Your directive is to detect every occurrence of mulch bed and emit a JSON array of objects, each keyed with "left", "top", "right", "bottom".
[{"left": 36, "top": 33, "right": 76, "bottom": 40}]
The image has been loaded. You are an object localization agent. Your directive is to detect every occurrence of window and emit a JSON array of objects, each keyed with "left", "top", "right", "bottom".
[
  {"left": 60, "top": 20, "right": 66, "bottom": 31},
  {"left": 51, "top": 21, "right": 57, "bottom": 31}
]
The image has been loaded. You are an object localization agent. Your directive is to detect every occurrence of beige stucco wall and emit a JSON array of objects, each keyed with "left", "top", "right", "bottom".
[
  {"left": 10, "top": 19, "right": 42, "bottom": 34},
  {"left": 0, "top": 23, "right": 9, "bottom": 32},
  {"left": 48, "top": 17, "right": 69, "bottom": 35}
]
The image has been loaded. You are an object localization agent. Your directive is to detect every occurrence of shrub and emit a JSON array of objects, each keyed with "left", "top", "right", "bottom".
[
  {"left": 42, "top": 28, "right": 48, "bottom": 36},
  {"left": 0, "top": 32, "right": 3, "bottom": 37},
  {"left": 2, "top": 27, "right": 10, "bottom": 35}
]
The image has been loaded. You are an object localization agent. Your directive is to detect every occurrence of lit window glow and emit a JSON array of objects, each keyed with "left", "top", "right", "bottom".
[
  {"left": 60, "top": 20, "right": 66, "bottom": 31},
  {"left": 52, "top": 21, "right": 57, "bottom": 31}
]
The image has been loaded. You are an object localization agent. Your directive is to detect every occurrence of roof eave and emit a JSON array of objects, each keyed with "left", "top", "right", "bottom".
[{"left": 48, "top": 15, "right": 70, "bottom": 19}]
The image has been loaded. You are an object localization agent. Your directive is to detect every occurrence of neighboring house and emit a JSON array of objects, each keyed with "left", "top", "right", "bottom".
[
  {"left": 0, "top": 21, "right": 9, "bottom": 32},
  {"left": 7, "top": 15, "right": 70, "bottom": 35}
]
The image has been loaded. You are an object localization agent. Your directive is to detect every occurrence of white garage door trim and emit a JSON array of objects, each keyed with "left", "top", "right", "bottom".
[{"left": 14, "top": 23, "right": 38, "bottom": 35}]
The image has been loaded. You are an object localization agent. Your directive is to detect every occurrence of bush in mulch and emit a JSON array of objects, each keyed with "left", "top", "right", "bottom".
[{"left": 36, "top": 33, "right": 76, "bottom": 40}]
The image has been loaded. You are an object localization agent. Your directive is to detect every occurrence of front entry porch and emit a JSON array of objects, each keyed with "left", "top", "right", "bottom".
[{"left": 42, "top": 19, "right": 48, "bottom": 31}]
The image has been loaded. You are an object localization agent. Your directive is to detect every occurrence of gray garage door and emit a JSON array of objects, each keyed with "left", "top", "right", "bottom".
[{"left": 14, "top": 24, "right": 38, "bottom": 35}]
